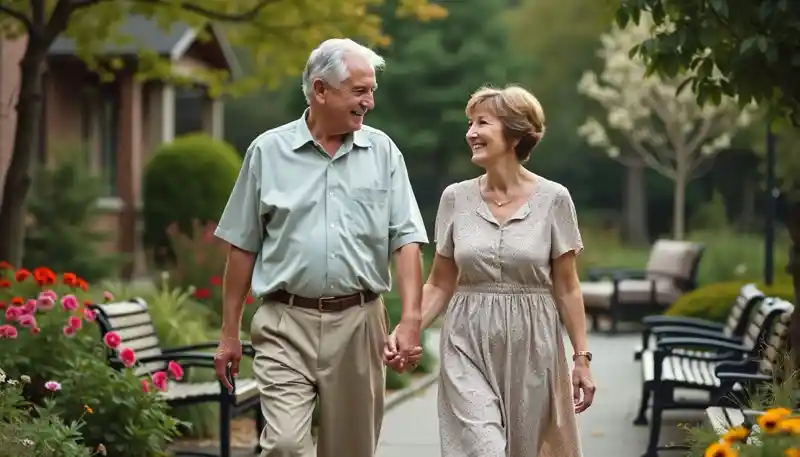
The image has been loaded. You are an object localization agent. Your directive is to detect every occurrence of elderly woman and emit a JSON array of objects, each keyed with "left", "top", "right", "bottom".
[{"left": 385, "top": 84, "right": 595, "bottom": 456}]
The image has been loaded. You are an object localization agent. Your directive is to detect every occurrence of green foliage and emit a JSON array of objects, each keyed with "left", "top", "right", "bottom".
[
  {"left": 665, "top": 278, "right": 795, "bottom": 322},
  {"left": 0, "top": 374, "right": 95, "bottom": 457},
  {"left": 142, "top": 134, "right": 242, "bottom": 263},
  {"left": 689, "top": 229, "right": 792, "bottom": 285},
  {"left": 22, "top": 148, "right": 123, "bottom": 283},
  {"left": 615, "top": 0, "right": 800, "bottom": 125},
  {"left": 690, "top": 191, "right": 729, "bottom": 231}
]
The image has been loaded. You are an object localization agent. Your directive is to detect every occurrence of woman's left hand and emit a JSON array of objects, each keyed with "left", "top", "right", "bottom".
[{"left": 572, "top": 363, "right": 596, "bottom": 413}]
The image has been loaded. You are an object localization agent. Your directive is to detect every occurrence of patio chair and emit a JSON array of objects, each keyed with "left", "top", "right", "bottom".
[
  {"left": 90, "top": 298, "right": 262, "bottom": 457},
  {"left": 581, "top": 239, "right": 706, "bottom": 333}
]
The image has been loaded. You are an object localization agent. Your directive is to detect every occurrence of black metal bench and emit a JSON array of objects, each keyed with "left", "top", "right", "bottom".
[
  {"left": 636, "top": 297, "right": 794, "bottom": 457},
  {"left": 90, "top": 298, "right": 263, "bottom": 457},
  {"left": 633, "top": 283, "right": 765, "bottom": 361}
]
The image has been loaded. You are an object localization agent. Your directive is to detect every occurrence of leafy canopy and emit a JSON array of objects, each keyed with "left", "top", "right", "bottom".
[
  {"left": 615, "top": 0, "right": 800, "bottom": 125},
  {"left": 0, "top": 0, "right": 447, "bottom": 97}
]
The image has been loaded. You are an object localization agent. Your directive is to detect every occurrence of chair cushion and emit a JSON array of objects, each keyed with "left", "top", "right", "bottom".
[{"left": 582, "top": 279, "right": 682, "bottom": 309}]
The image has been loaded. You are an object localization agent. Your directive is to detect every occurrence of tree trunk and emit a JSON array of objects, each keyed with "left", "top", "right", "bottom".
[
  {"left": 622, "top": 162, "right": 649, "bottom": 246},
  {"left": 672, "top": 173, "right": 687, "bottom": 241},
  {"left": 0, "top": 44, "right": 47, "bottom": 266},
  {"left": 785, "top": 200, "right": 800, "bottom": 369}
]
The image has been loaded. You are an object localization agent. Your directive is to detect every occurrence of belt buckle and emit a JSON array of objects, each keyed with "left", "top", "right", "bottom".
[{"left": 317, "top": 296, "right": 337, "bottom": 312}]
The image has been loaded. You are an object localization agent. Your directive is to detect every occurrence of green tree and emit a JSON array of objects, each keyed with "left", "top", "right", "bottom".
[
  {"left": 615, "top": 0, "right": 800, "bottom": 354},
  {"left": 364, "top": 0, "right": 521, "bottom": 226},
  {"left": 0, "top": 0, "right": 447, "bottom": 267}
]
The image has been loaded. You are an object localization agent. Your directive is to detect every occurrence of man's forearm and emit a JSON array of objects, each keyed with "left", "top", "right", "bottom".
[
  {"left": 393, "top": 243, "right": 423, "bottom": 323},
  {"left": 221, "top": 246, "right": 257, "bottom": 338}
]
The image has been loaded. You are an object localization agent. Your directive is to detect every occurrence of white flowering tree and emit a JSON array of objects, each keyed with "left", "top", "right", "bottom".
[{"left": 577, "top": 14, "right": 756, "bottom": 240}]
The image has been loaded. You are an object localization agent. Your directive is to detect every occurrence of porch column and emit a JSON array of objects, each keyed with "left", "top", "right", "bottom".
[
  {"left": 201, "top": 95, "right": 224, "bottom": 139},
  {"left": 117, "top": 72, "right": 143, "bottom": 279},
  {"left": 149, "top": 82, "right": 175, "bottom": 149}
]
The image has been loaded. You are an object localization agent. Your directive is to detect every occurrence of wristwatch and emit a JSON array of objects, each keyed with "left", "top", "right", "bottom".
[{"left": 573, "top": 351, "right": 592, "bottom": 362}]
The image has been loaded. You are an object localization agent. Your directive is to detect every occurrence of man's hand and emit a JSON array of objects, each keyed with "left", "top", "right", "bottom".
[
  {"left": 383, "top": 319, "right": 422, "bottom": 371},
  {"left": 213, "top": 336, "right": 243, "bottom": 393}
]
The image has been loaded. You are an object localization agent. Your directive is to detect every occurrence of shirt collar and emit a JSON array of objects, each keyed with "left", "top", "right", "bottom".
[{"left": 292, "top": 108, "right": 370, "bottom": 151}]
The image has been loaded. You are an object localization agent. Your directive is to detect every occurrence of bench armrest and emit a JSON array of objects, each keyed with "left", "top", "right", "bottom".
[
  {"left": 651, "top": 326, "right": 738, "bottom": 343},
  {"left": 716, "top": 372, "right": 772, "bottom": 385},
  {"left": 641, "top": 315, "right": 724, "bottom": 332}
]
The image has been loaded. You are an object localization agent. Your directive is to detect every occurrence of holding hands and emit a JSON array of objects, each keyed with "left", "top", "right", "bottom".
[{"left": 383, "top": 319, "right": 424, "bottom": 372}]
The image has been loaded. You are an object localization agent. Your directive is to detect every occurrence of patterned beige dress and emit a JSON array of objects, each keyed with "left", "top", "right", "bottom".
[{"left": 434, "top": 176, "right": 584, "bottom": 457}]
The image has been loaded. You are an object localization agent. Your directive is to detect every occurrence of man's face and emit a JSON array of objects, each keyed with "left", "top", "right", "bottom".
[{"left": 312, "top": 57, "right": 377, "bottom": 134}]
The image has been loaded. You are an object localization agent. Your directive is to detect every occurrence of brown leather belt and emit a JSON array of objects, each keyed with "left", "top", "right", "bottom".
[{"left": 265, "top": 289, "right": 379, "bottom": 312}]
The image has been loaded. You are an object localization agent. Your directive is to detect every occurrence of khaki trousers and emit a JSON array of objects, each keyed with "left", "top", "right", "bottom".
[{"left": 250, "top": 296, "right": 388, "bottom": 457}]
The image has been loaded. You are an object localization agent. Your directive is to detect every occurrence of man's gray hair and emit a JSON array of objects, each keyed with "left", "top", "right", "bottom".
[{"left": 301, "top": 38, "right": 385, "bottom": 103}]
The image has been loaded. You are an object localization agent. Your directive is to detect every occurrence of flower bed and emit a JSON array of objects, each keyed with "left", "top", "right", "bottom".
[
  {"left": 702, "top": 407, "right": 800, "bottom": 456},
  {"left": 0, "top": 262, "right": 185, "bottom": 456}
]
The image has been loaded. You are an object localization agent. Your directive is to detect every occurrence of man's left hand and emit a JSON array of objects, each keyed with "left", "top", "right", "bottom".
[{"left": 389, "top": 318, "right": 421, "bottom": 371}]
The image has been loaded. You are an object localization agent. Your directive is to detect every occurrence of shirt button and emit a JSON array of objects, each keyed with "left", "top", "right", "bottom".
[
  {"left": 329, "top": 253, "right": 336, "bottom": 259},
  {"left": 329, "top": 191, "right": 335, "bottom": 197},
  {"left": 330, "top": 223, "right": 335, "bottom": 228}
]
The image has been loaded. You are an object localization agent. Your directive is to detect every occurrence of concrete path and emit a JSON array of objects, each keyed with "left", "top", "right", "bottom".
[{"left": 377, "top": 330, "right": 705, "bottom": 457}]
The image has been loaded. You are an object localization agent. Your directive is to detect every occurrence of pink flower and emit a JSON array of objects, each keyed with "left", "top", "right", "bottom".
[
  {"left": 103, "top": 332, "right": 121, "bottom": 349},
  {"left": 151, "top": 371, "right": 168, "bottom": 391},
  {"left": 36, "top": 295, "right": 54, "bottom": 310},
  {"left": 4, "top": 306, "right": 23, "bottom": 322},
  {"left": 67, "top": 316, "right": 82, "bottom": 330},
  {"left": 17, "top": 314, "right": 36, "bottom": 329},
  {"left": 30, "top": 327, "right": 40, "bottom": 335},
  {"left": 119, "top": 347, "right": 136, "bottom": 368},
  {"left": 167, "top": 361, "right": 184, "bottom": 381},
  {"left": 140, "top": 379, "right": 151, "bottom": 392},
  {"left": 0, "top": 324, "right": 18, "bottom": 339},
  {"left": 40, "top": 290, "right": 58, "bottom": 301},
  {"left": 60, "top": 294, "right": 78, "bottom": 311},
  {"left": 24, "top": 299, "right": 37, "bottom": 314},
  {"left": 44, "top": 381, "right": 61, "bottom": 392},
  {"left": 83, "top": 308, "right": 96, "bottom": 321},
  {"left": 62, "top": 325, "right": 77, "bottom": 337},
  {"left": 103, "top": 291, "right": 114, "bottom": 302}
]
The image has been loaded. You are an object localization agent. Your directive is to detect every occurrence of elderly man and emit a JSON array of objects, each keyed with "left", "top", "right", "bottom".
[{"left": 212, "top": 38, "right": 428, "bottom": 457}]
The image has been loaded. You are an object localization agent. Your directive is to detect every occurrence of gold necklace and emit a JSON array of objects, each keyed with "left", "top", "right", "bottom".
[{"left": 479, "top": 176, "right": 515, "bottom": 207}]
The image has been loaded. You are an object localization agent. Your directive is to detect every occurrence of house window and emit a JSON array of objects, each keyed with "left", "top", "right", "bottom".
[
  {"left": 98, "top": 84, "right": 118, "bottom": 196},
  {"left": 174, "top": 86, "right": 204, "bottom": 136}
]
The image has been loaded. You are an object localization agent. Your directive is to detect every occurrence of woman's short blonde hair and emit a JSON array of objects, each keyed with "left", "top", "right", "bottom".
[{"left": 465, "top": 84, "right": 546, "bottom": 163}]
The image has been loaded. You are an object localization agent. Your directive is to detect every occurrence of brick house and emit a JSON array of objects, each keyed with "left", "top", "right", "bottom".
[{"left": 0, "top": 16, "right": 239, "bottom": 277}]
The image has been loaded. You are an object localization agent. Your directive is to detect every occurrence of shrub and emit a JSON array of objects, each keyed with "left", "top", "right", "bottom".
[
  {"left": 142, "top": 133, "right": 242, "bottom": 264},
  {"left": 22, "top": 147, "right": 123, "bottom": 283},
  {"left": 0, "top": 370, "right": 95, "bottom": 457},
  {"left": 665, "top": 276, "right": 796, "bottom": 323},
  {"left": 0, "top": 263, "right": 184, "bottom": 456}
]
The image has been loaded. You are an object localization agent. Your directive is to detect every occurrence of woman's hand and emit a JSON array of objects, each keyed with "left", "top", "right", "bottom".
[
  {"left": 383, "top": 330, "right": 423, "bottom": 372},
  {"left": 572, "top": 361, "right": 596, "bottom": 413}
]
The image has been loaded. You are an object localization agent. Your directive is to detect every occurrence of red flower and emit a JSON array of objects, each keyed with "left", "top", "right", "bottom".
[
  {"left": 62, "top": 273, "right": 77, "bottom": 287},
  {"left": 151, "top": 371, "right": 168, "bottom": 391},
  {"left": 33, "top": 267, "right": 56, "bottom": 285},
  {"left": 168, "top": 361, "right": 184, "bottom": 381},
  {"left": 30, "top": 327, "right": 40, "bottom": 335},
  {"left": 0, "top": 261, "right": 12, "bottom": 270},
  {"left": 14, "top": 269, "right": 30, "bottom": 282},
  {"left": 0, "top": 301, "right": 5, "bottom": 309},
  {"left": 67, "top": 316, "right": 82, "bottom": 330},
  {"left": 77, "top": 279, "right": 88, "bottom": 291},
  {"left": 193, "top": 288, "right": 211, "bottom": 300},
  {"left": 62, "top": 325, "right": 77, "bottom": 337},
  {"left": 103, "top": 332, "right": 122, "bottom": 349},
  {"left": 119, "top": 347, "right": 136, "bottom": 368},
  {"left": 245, "top": 295, "right": 255, "bottom": 305},
  {"left": 209, "top": 276, "right": 222, "bottom": 286},
  {"left": 141, "top": 379, "right": 151, "bottom": 392},
  {"left": 0, "top": 279, "right": 10, "bottom": 288},
  {"left": 10, "top": 297, "right": 23, "bottom": 306},
  {"left": 83, "top": 308, "right": 96, "bottom": 321}
]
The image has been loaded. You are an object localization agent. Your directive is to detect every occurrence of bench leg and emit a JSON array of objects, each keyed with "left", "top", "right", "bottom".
[
  {"left": 219, "top": 399, "right": 231, "bottom": 457},
  {"left": 642, "top": 385, "right": 665, "bottom": 457},
  {"left": 254, "top": 405, "right": 265, "bottom": 454},
  {"left": 609, "top": 310, "right": 620, "bottom": 334},
  {"left": 633, "top": 382, "right": 650, "bottom": 426},
  {"left": 591, "top": 313, "right": 600, "bottom": 333}
]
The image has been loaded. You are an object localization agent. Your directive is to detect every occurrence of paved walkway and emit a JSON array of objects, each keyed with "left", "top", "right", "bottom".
[{"left": 377, "top": 330, "right": 705, "bottom": 457}]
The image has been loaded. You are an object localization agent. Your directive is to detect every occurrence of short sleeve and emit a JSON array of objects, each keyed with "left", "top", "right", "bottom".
[
  {"left": 434, "top": 184, "right": 456, "bottom": 257},
  {"left": 213, "top": 141, "right": 264, "bottom": 253},
  {"left": 388, "top": 142, "right": 429, "bottom": 251},
  {"left": 550, "top": 187, "right": 584, "bottom": 259}
]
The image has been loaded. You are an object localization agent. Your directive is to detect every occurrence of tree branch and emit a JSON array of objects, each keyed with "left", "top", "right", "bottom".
[
  {"left": 623, "top": 130, "right": 677, "bottom": 180},
  {"left": 131, "top": 0, "right": 279, "bottom": 22},
  {"left": 0, "top": 5, "right": 33, "bottom": 30}
]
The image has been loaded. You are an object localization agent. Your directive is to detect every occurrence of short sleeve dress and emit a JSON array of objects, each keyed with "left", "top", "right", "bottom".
[{"left": 434, "top": 176, "right": 584, "bottom": 457}]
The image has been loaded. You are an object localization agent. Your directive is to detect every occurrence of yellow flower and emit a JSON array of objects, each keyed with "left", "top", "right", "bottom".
[
  {"left": 785, "top": 449, "right": 800, "bottom": 457},
  {"left": 83, "top": 404, "right": 93, "bottom": 414},
  {"left": 758, "top": 408, "right": 792, "bottom": 433},
  {"left": 721, "top": 426, "right": 748, "bottom": 443},
  {"left": 779, "top": 418, "right": 800, "bottom": 434},
  {"left": 705, "top": 441, "right": 737, "bottom": 457}
]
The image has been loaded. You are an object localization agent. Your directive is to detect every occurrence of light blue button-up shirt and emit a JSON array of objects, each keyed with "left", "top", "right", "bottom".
[{"left": 214, "top": 110, "right": 429, "bottom": 298}]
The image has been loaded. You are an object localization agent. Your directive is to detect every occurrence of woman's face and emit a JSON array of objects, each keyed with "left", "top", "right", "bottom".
[{"left": 466, "top": 109, "right": 513, "bottom": 167}]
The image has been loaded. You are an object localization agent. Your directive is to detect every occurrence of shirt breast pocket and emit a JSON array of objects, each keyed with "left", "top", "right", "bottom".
[{"left": 347, "top": 188, "right": 389, "bottom": 241}]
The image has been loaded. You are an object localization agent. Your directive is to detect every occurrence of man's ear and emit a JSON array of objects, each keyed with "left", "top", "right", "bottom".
[{"left": 312, "top": 79, "right": 326, "bottom": 103}]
